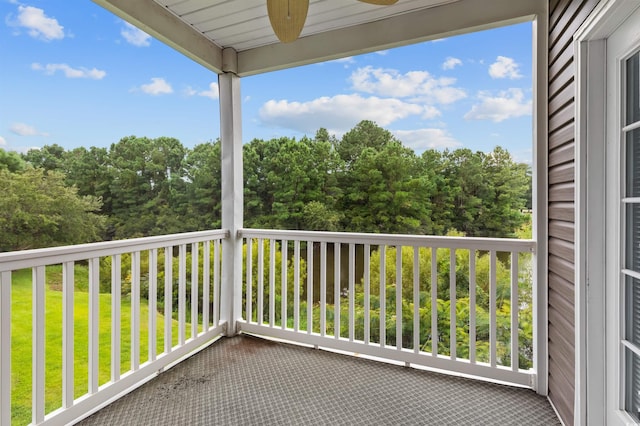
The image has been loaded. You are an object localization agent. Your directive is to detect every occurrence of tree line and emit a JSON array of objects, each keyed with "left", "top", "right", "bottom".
[{"left": 0, "top": 120, "right": 531, "bottom": 252}]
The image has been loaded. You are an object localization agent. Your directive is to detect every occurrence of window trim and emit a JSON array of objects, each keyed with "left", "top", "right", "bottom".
[{"left": 575, "top": 1, "right": 640, "bottom": 424}]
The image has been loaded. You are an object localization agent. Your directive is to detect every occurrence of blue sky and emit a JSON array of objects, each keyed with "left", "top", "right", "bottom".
[{"left": 0, "top": 0, "right": 533, "bottom": 163}]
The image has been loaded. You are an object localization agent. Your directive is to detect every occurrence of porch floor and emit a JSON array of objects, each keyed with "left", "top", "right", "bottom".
[{"left": 78, "top": 335, "right": 559, "bottom": 425}]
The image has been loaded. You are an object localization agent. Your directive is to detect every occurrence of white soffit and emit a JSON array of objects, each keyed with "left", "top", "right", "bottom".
[
  {"left": 92, "top": 0, "right": 545, "bottom": 76},
  {"left": 159, "top": 0, "right": 454, "bottom": 51}
]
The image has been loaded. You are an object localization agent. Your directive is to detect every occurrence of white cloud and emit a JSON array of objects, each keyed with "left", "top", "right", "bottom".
[
  {"left": 138, "top": 78, "right": 173, "bottom": 95},
  {"left": 198, "top": 82, "right": 219, "bottom": 100},
  {"left": 31, "top": 63, "right": 106, "bottom": 80},
  {"left": 121, "top": 22, "right": 151, "bottom": 47},
  {"left": 259, "top": 94, "right": 423, "bottom": 135},
  {"left": 489, "top": 56, "right": 522, "bottom": 79},
  {"left": 0, "top": 136, "right": 6, "bottom": 146},
  {"left": 464, "top": 88, "right": 532, "bottom": 122},
  {"left": 13, "top": 6, "right": 64, "bottom": 41},
  {"left": 393, "top": 128, "right": 462, "bottom": 152},
  {"left": 184, "top": 82, "right": 219, "bottom": 99},
  {"left": 10, "top": 123, "right": 48, "bottom": 137},
  {"left": 325, "top": 56, "right": 356, "bottom": 67},
  {"left": 442, "top": 57, "right": 462, "bottom": 70},
  {"left": 375, "top": 50, "right": 389, "bottom": 56},
  {"left": 426, "top": 86, "right": 467, "bottom": 105},
  {"left": 422, "top": 106, "right": 441, "bottom": 120},
  {"left": 350, "top": 66, "right": 466, "bottom": 104}
]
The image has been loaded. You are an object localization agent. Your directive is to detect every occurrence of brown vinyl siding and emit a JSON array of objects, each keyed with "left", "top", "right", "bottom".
[
  {"left": 548, "top": 163, "right": 574, "bottom": 185},
  {"left": 548, "top": 202, "right": 574, "bottom": 222},
  {"left": 548, "top": 220, "right": 574, "bottom": 242},
  {"left": 546, "top": 0, "right": 600, "bottom": 424},
  {"left": 549, "top": 123, "right": 574, "bottom": 150},
  {"left": 549, "top": 82, "right": 575, "bottom": 117}
]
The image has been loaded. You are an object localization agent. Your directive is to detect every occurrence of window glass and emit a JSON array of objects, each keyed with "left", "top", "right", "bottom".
[
  {"left": 628, "top": 52, "right": 640, "bottom": 125},
  {"left": 626, "top": 202, "right": 640, "bottom": 271},
  {"left": 627, "top": 129, "right": 640, "bottom": 198},
  {"left": 626, "top": 52, "right": 640, "bottom": 423},
  {"left": 627, "top": 276, "right": 640, "bottom": 347},
  {"left": 626, "top": 348, "right": 640, "bottom": 422}
]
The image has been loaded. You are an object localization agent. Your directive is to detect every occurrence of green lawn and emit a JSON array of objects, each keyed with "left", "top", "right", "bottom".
[{"left": 10, "top": 267, "right": 184, "bottom": 425}]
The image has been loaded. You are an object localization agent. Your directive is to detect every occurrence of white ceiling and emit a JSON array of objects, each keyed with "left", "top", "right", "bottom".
[
  {"left": 155, "top": 0, "right": 456, "bottom": 51},
  {"left": 92, "top": 0, "right": 545, "bottom": 76}
]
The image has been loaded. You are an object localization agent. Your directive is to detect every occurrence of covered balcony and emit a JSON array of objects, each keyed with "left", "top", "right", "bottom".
[
  {"left": 0, "top": 228, "right": 553, "bottom": 424},
  {"left": 0, "top": 0, "right": 556, "bottom": 424}
]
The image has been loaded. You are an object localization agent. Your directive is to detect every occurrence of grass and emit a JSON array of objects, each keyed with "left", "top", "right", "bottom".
[{"left": 10, "top": 266, "right": 186, "bottom": 425}]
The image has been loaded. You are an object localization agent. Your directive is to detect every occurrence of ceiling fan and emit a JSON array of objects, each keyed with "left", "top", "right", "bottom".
[{"left": 267, "top": 0, "right": 399, "bottom": 43}]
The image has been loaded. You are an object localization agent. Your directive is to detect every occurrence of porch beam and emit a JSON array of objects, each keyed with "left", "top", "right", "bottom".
[
  {"left": 237, "top": 0, "right": 546, "bottom": 77},
  {"left": 219, "top": 49, "right": 243, "bottom": 336}
]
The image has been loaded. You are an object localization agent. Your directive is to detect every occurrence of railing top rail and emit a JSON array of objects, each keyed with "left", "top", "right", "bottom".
[
  {"left": 238, "top": 228, "right": 536, "bottom": 253},
  {"left": 0, "top": 229, "right": 229, "bottom": 272}
]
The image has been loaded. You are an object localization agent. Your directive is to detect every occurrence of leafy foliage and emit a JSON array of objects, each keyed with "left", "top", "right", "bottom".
[
  {"left": 242, "top": 121, "right": 530, "bottom": 237},
  {"left": 107, "top": 136, "right": 189, "bottom": 238},
  {"left": 0, "top": 168, "right": 105, "bottom": 251},
  {"left": 11, "top": 120, "right": 530, "bottom": 246},
  {"left": 0, "top": 148, "right": 26, "bottom": 172}
]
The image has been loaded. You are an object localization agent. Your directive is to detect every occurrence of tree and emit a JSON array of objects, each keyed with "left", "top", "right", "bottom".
[
  {"left": 108, "top": 136, "right": 188, "bottom": 238},
  {"left": 336, "top": 120, "right": 399, "bottom": 168},
  {"left": 0, "top": 168, "right": 106, "bottom": 251},
  {"left": 244, "top": 138, "right": 275, "bottom": 228},
  {"left": 22, "top": 144, "right": 66, "bottom": 172},
  {"left": 63, "top": 146, "right": 113, "bottom": 217},
  {"left": 420, "top": 150, "right": 453, "bottom": 235},
  {"left": 0, "top": 148, "right": 26, "bottom": 173},
  {"left": 185, "top": 140, "right": 222, "bottom": 230},
  {"left": 440, "top": 147, "right": 529, "bottom": 237},
  {"left": 314, "top": 127, "right": 338, "bottom": 146},
  {"left": 4, "top": 126, "right": 532, "bottom": 242},
  {"left": 302, "top": 201, "right": 342, "bottom": 231},
  {"left": 243, "top": 136, "right": 343, "bottom": 230},
  {"left": 479, "top": 147, "right": 529, "bottom": 237},
  {"left": 341, "top": 142, "right": 434, "bottom": 234},
  {"left": 441, "top": 148, "right": 488, "bottom": 236}
]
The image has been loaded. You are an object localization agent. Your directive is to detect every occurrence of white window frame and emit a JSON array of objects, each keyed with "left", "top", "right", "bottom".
[{"left": 575, "top": 0, "right": 640, "bottom": 424}]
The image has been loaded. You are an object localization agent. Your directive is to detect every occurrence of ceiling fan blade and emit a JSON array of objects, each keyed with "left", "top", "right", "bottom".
[
  {"left": 267, "top": 0, "right": 310, "bottom": 43},
  {"left": 358, "top": 0, "right": 399, "bottom": 4}
]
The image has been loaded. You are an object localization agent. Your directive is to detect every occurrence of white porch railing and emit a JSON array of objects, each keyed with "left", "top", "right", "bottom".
[
  {"left": 0, "top": 230, "right": 228, "bottom": 426},
  {"left": 1, "top": 228, "right": 538, "bottom": 425},
  {"left": 238, "top": 229, "right": 537, "bottom": 387}
]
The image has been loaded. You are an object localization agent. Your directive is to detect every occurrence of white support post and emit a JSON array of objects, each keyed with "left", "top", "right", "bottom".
[
  {"left": 219, "top": 47, "right": 243, "bottom": 336},
  {"left": 532, "top": 4, "right": 549, "bottom": 396}
]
